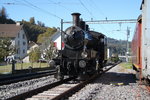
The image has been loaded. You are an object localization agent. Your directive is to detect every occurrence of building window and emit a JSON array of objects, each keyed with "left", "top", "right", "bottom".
[
  {"left": 23, "top": 34, "right": 25, "bottom": 39},
  {"left": 18, "top": 33, "right": 20, "bottom": 38},
  {"left": 17, "top": 48, "right": 20, "bottom": 54},
  {"left": 18, "top": 41, "right": 20, "bottom": 45},
  {"left": 23, "top": 49, "right": 25, "bottom": 54},
  {"left": 23, "top": 41, "right": 26, "bottom": 45}
]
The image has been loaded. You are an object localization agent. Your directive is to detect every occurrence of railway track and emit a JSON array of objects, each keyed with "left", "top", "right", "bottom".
[
  {"left": 6, "top": 63, "right": 118, "bottom": 100},
  {"left": 0, "top": 69, "right": 56, "bottom": 85}
]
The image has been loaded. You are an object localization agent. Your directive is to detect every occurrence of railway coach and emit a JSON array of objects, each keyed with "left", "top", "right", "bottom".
[{"left": 131, "top": 0, "right": 150, "bottom": 81}]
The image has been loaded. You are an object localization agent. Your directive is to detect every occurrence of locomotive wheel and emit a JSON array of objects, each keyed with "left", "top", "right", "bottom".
[{"left": 54, "top": 65, "right": 64, "bottom": 80}]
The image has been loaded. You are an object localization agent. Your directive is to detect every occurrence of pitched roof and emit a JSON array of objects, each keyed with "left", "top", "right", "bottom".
[
  {"left": 0, "top": 24, "right": 23, "bottom": 38},
  {"left": 50, "top": 31, "right": 61, "bottom": 41}
]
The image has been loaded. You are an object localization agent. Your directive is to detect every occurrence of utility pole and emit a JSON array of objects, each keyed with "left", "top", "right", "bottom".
[{"left": 126, "top": 27, "right": 130, "bottom": 62}]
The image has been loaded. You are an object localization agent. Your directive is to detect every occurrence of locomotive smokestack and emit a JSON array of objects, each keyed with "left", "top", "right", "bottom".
[{"left": 71, "top": 13, "right": 81, "bottom": 27}]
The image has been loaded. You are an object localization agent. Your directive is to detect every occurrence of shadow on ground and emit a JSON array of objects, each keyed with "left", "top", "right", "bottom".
[{"left": 94, "top": 72, "right": 136, "bottom": 85}]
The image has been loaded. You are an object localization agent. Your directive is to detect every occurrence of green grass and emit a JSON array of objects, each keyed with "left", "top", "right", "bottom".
[
  {"left": 119, "top": 62, "right": 132, "bottom": 69},
  {"left": 0, "top": 62, "right": 49, "bottom": 74}
]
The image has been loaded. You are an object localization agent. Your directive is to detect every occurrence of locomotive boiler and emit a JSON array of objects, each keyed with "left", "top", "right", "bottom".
[{"left": 50, "top": 13, "right": 107, "bottom": 80}]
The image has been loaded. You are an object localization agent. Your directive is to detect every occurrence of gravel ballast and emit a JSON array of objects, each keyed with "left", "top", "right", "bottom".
[
  {"left": 0, "top": 75, "right": 57, "bottom": 100},
  {"left": 69, "top": 64, "right": 150, "bottom": 100}
]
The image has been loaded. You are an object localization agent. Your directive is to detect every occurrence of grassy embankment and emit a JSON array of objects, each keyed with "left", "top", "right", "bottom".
[
  {"left": 0, "top": 63, "right": 48, "bottom": 74},
  {"left": 119, "top": 62, "right": 132, "bottom": 69}
]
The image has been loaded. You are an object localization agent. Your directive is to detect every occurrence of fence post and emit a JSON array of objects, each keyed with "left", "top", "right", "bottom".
[
  {"left": 12, "top": 60, "right": 16, "bottom": 74},
  {"left": 40, "top": 60, "right": 41, "bottom": 68}
]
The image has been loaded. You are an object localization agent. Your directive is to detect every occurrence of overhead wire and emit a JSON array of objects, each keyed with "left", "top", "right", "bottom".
[
  {"left": 48, "top": 0, "right": 74, "bottom": 13},
  {"left": 77, "top": 0, "right": 107, "bottom": 32},
  {"left": 13, "top": 0, "right": 39, "bottom": 11},
  {"left": 87, "top": 0, "right": 113, "bottom": 33},
  {"left": 22, "top": 0, "right": 62, "bottom": 19},
  {"left": 88, "top": 0, "right": 106, "bottom": 18},
  {"left": 78, "top": 0, "right": 93, "bottom": 18}
]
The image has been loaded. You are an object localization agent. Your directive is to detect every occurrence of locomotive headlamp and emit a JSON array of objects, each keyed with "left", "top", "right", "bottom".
[
  {"left": 49, "top": 60, "right": 55, "bottom": 67},
  {"left": 81, "top": 51, "right": 88, "bottom": 58},
  {"left": 79, "top": 60, "right": 86, "bottom": 68}
]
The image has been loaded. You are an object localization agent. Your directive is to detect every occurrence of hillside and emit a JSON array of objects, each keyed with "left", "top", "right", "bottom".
[
  {"left": 107, "top": 37, "right": 131, "bottom": 56},
  {"left": 0, "top": 7, "right": 130, "bottom": 56},
  {"left": 21, "top": 20, "right": 56, "bottom": 42}
]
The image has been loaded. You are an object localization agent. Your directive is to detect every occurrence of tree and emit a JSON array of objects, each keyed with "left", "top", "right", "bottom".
[
  {"left": 29, "top": 47, "right": 41, "bottom": 62},
  {"left": 0, "top": 7, "right": 7, "bottom": 19},
  {"left": 37, "top": 21, "right": 45, "bottom": 27},
  {"left": 0, "top": 38, "right": 14, "bottom": 62},
  {"left": 22, "top": 21, "right": 47, "bottom": 42},
  {"left": 29, "top": 17, "right": 35, "bottom": 25},
  {"left": 0, "top": 7, "right": 15, "bottom": 24},
  {"left": 45, "top": 42, "right": 57, "bottom": 60},
  {"left": 37, "top": 28, "right": 57, "bottom": 43}
]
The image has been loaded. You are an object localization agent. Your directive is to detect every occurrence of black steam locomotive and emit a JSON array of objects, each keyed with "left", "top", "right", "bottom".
[{"left": 50, "top": 13, "right": 107, "bottom": 80}]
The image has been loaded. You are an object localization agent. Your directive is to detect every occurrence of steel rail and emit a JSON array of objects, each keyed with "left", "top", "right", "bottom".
[
  {"left": 0, "top": 70, "right": 56, "bottom": 85},
  {"left": 51, "top": 63, "right": 118, "bottom": 100},
  {"left": 7, "top": 63, "right": 119, "bottom": 100},
  {"left": 6, "top": 77, "right": 75, "bottom": 100}
]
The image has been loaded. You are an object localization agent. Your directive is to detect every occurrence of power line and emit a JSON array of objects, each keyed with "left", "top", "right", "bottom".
[
  {"left": 5, "top": 0, "right": 40, "bottom": 11},
  {"left": 77, "top": 0, "right": 107, "bottom": 32},
  {"left": 1, "top": 2, "right": 79, "bottom": 5},
  {"left": 78, "top": 0, "right": 93, "bottom": 17},
  {"left": 48, "top": 0, "right": 73, "bottom": 12},
  {"left": 22, "top": 0, "right": 62, "bottom": 19},
  {"left": 88, "top": 0, "right": 106, "bottom": 18}
]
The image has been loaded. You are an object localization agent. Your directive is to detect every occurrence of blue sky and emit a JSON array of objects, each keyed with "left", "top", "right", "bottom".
[{"left": 0, "top": 0, "right": 142, "bottom": 41}]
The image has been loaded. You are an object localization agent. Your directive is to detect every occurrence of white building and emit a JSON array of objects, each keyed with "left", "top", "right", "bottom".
[
  {"left": 0, "top": 24, "right": 28, "bottom": 59},
  {"left": 51, "top": 30, "right": 64, "bottom": 50}
]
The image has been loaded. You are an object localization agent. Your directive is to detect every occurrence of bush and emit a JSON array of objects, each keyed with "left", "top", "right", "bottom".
[
  {"left": 29, "top": 47, "right": 41, "bottom": 62},
  {"left": 111, "top": 56, "right": 120, "bottom": 63}
]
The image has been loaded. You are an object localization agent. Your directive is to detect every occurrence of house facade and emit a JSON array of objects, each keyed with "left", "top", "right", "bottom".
[
  {"left": 51, "top": 31, "right": 61, "bottom": 50},
  {"left": 50, "top": 30, "right": 64, "bottom": 50},
  {"left": 0, "top": 24, "right": 28, "bottom": 60}
]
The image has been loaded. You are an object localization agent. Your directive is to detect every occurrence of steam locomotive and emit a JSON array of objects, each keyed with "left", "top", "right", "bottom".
[{"left": 50, "top": 13, "right": 107, "bottom": 80}]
